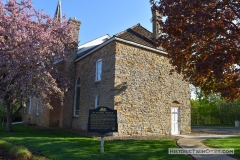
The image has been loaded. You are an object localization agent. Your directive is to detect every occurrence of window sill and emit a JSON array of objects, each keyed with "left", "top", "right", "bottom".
[
  {"left": 94, "top": 80, "right": 101, "bottom": 84},
  {"left": 73, "top": 115, "right": 79, "bottom": 118}
]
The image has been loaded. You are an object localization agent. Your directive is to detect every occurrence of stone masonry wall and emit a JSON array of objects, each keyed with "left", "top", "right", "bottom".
[
  {"left": 113, "top": 41, "right": 191, "bottom": 136},
  {"left": 22, "top": 18, "right": 80, "bottom": 129},
  {"left": 55, "top": 55, "right": 75, "bottom": 129},
  {"left": 49, "top": 18, "right": 81, "bottom": 129},
  {"left": 22, "top": 97, "right": 50, "bottom": 127},
  {"left": 22, "top": 59, "right": 75, "bottom": 128},
  {"left": 72, "top": 41, "right": 116, "bottom": 130},
  {"left": 59, "top": 18, "right": 81, "bottom": 129}
]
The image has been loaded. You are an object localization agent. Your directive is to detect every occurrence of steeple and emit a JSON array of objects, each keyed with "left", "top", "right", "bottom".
[{"left": 55, "top": 0, "right": 62, "bottom": 22}]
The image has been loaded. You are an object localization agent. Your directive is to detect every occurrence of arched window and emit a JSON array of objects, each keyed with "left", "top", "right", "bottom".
[
  {"left": 36, "top": 99, "right": 39, "bottom": 116},
  {"left": 95, "top": 59, "right": 102, "bottom": 82},
  {"left": 95, "top": 94, "right": 99, "bottom": 108},
  {"left": 28, "top": 97, "right": 32, "bottom": 114},
  {"left": 74, "top": 77, "right": 80, "bottom": 116}
]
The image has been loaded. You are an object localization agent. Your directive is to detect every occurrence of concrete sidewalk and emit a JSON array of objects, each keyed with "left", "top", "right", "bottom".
[{"left": 177, "top": 135, "right": 238, "bottom": 160}]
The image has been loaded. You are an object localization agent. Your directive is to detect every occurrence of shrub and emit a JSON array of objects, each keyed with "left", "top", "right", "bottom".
[
  {"left": 9, "top": 145, "right": 32, "bottom": 159},
  {"left": 0, "top": 139, "right": 13, "bottom": 150}
]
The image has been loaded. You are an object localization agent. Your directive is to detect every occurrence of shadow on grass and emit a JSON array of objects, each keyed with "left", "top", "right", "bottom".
[{"left": 0, "top": 125, "right": 190, "bottom": 160}]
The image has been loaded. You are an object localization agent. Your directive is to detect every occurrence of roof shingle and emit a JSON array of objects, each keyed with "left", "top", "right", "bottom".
[
  {"left": 76, "top": 24, "right": 165, "bottom": 61},
  {"left": 114, "top": 23, "right": 156, "bottom": 48}
]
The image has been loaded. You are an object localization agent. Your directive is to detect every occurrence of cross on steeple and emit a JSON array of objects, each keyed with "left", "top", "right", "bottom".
[{"left": 55, "top": 0, "right": 62, "bottom": 22}]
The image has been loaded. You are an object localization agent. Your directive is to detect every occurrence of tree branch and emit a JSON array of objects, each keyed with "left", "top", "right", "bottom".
[{"left": 228, "top": 3, "right": 240, "bottom": 19}]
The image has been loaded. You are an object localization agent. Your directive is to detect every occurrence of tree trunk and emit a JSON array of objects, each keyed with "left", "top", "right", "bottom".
[
  {"left": 6, "top": 113, "right": 13, "bottom": 132},
  {"left": 5, "top": 102, "right": 13, "bottom": 132}
]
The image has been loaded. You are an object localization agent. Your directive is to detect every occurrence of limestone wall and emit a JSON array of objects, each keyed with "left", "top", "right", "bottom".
[
  {"left": 72, "top": 40, "right": 191, "bottom": 136},
  {"left": 22, "top": 97, "right": 50, "bottom": 127},
  {"left": 73, "top": 41, "right": 116, "bottom": 130},
  {"left": 56, "top": 55, "right": 75, "bottom": 129},
  {"left": 22, "top": 39, "right": 191, "bottom": 136},
  {"left": 21, "top": 59, "right": 74, "bottom": 128},
  {"left": 113, "top": 41, "right": 191, "bottom": 136},
  {"left": 22, "top": 18, "right": 80, "bottom": 129}
]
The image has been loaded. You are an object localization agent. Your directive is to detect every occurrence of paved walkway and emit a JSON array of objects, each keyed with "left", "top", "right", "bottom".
[
  {"left": 177, "top": 126, "right": 240, "bottom": 160},
  {"left": 177, "top": 135, "right": 238, "bottom": 160}
]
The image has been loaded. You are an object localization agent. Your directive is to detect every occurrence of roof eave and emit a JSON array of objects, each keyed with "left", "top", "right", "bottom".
[
  {"left": 74, "top": 37, "right": 167, "bottom": 62},
  {"left": 114, "top": 37, "right": 167, "bottom": 55}
]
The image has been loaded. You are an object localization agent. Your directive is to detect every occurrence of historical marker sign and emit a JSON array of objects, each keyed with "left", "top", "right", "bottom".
[
  {"left": 88, "top": 106, "right": 118, "bottom": 152},
  {"left": 88, "top": 106, "right": 118, "bottom": 134}
]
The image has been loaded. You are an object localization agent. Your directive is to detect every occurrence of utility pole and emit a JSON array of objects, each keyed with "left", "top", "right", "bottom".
[
  {"left": 236, "top": 99, "right": 239, "bottom": 127},
  {"left": 236, "top": 101, "right": 238, "bottom": 120}
]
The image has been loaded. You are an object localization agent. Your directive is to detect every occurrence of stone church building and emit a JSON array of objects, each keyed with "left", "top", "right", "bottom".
[{"left": 22, "top": 1, "right": 191, "bottom": 136}]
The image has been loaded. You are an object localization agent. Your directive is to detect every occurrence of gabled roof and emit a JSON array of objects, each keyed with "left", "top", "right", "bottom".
[
  {"left": 114, "top": 23, "right": 156, "bottom": 48},
  {"left": 76, "top": 34, "right": 110, "bottom": 58},
  {"left": 75, "top": 24, "right": 166, "bottom": 62},
  {"left": 77, "top": 45, "right": 100, "bottom": 58}
]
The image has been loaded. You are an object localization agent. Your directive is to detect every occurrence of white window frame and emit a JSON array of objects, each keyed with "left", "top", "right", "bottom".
[
  {"left": 36, "top": 99, "right": 39, "bottom": 116},
  {"left": 73, "top": 77, "right": 80, "bottom": 116},
  {"left": 95, "top": 94, "right": 99, "bottom": 108},
  {"left": 29, "top": 97, "right": 32, "bottom": 114},
  {"left": 95, "top": 59, "right": 102, "bottom": 82}
]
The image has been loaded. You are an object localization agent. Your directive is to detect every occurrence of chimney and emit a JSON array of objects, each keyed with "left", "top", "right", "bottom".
[
  {"left": 151, "top": 8, "right": 161, "bottom": 40},
  {"left": 54, "top": 0, "right": 81, "bottom": 43},
  {"left": 68, "top": 18, "right": 81, "bottom": 43}
]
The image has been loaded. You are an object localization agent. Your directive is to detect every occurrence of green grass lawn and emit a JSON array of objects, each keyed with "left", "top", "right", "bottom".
[
  {"left": 205, "top": 136, "right": 240, "bottom": 159},
  {"left": 0, "top": 125, "right": 190, "bottom": 160}
]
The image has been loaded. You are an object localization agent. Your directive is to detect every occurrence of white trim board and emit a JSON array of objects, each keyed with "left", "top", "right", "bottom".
[{"left": 75, "top": 37, "right": 167, "bottom": 62}]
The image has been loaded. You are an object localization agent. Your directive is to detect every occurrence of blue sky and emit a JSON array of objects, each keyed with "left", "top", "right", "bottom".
[{"left": 31, "top": 0, "right": 153, "bottom": 45}]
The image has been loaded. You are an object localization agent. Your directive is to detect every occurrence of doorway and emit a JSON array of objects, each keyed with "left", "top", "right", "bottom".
[{"left": 171, "top": 107, "right": 180, "bottom": 135}]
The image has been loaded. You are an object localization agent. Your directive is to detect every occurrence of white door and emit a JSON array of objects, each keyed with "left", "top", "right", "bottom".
[{"left": 171, "top": 107, "right": 180, "bottom": 135}]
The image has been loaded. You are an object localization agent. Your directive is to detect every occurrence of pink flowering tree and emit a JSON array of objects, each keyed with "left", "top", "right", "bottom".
[{"left": 0, "top": 0, "right": 77, "bottom": 131}]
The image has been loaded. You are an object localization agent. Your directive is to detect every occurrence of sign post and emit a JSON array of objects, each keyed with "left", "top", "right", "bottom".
[
  {"left": 100, "top": 134, "right": 104, "bottom": 152},
  {"left": 88, "top": 106, "right": 118, "bottom": 152}
]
